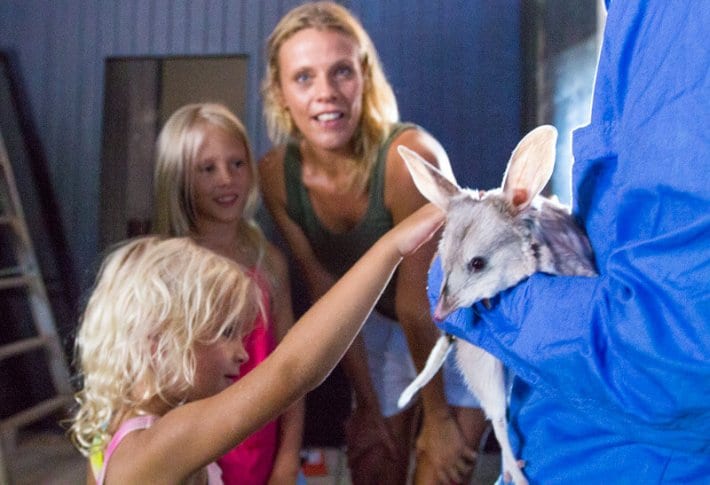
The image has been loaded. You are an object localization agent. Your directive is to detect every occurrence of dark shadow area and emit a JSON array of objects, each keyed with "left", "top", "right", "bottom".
[
  {"left": 0, "top": 51, "right": 76, "bottom": 428},
  {"left": 0, "top": 51, "right": 78, "bottom": 344}
]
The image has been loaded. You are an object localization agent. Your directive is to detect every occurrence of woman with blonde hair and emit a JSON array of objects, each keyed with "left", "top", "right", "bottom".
[
  {"left": 259, "top": 2, "right": 487, "bottom": 483},
  {"left": 153, "top": 102, "right": 303, "bottom": 484}
]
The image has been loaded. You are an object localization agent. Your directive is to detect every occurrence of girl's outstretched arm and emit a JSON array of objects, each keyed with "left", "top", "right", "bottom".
[{"left": 127, "top": 203, "right": 444, "bottom": 483}]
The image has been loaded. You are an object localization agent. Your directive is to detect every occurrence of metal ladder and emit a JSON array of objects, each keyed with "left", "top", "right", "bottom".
[{"left": 0, "top": 130, "right": 73, "bottom": 484}]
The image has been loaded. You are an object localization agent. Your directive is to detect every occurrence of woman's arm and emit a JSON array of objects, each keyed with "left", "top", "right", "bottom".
[
  {"left": 259, "top": 148, "right": 335, "bottom": 298},
  {"left": 258, "top": 148, "right": 396, "bottom": 455},
  {"left": 385, "top": 128, "right": 476, "bottom": 481},
  {"left": 265, "top": 243, "right": 304, "bottom": 484}
]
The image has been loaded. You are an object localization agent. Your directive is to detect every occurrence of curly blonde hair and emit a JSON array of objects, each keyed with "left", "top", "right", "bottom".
[
  {"left": 69, "top": 236, "right": 262, "bottom": 456},
  {"left": 261, "top": 1, "right": 399, "bottom": 190}
]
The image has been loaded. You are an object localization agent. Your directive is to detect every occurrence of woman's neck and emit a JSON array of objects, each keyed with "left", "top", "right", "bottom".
[
  {"left": 299, "top": 140, "right": 363, "bottom": 195},
  {"left": 300, "top": 139, "right": 358, "bottom": 172}
]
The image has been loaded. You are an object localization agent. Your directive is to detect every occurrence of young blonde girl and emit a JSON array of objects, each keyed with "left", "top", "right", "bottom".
[
  {"left": 69, "top": 205, "right": 444, "bottom": 484},
  {"left": 153, "top": 102, "right": 302, "bottom": 484}
]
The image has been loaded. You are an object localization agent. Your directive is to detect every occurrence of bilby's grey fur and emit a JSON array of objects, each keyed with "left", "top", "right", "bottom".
[{"left": 397, "top": 125, "right": 596, "bottom": 485}]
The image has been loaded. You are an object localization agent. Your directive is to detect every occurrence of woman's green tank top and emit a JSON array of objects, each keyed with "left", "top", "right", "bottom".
[{"left": 283, "top": 123, "right": 416, "bottom": 320}]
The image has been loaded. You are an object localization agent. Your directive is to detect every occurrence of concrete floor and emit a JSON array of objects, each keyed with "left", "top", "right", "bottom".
[
  {"left": 3, "top": 429, "right": 502, "bottom": 485},
  {"left": 303, "top": 446, "right": 502, "bottom": 485},
  {"left": 2, "top": 430, "right": 85, "bottom": 485}
]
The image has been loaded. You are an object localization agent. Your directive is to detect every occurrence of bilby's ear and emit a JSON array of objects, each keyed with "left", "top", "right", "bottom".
[
  {"left": 398, "top": 145, "right": 462, "bottom": 211},
  {"left": 501, "top": 125, "right": 557, "bottom": 211}
]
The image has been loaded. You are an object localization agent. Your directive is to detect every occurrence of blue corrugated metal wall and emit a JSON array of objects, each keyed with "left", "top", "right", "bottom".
[{"left": 0, "top": 0, "right": 520, "bottom": 291}]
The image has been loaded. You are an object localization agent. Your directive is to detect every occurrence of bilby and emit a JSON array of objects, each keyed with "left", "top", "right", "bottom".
[{"left": 397, "top": 125, "right": 596, "bottom": 485}]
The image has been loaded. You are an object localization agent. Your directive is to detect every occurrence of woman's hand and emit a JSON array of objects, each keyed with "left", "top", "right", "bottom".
[
  {"left": 345, "top": 405, "right": 403, "bottom": 483},
  {"left": 345, "top": 404, "right": 399, "bottom": 462},
  {"left": 416, "top": 412, "right": 477, "bottom": 484}
]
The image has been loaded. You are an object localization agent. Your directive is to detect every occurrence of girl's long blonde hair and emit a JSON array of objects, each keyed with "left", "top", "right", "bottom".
[
  {"left": 262, "top": 1, "right": 400, "bottom": 190},
  {"left": 153, "top": 102, "right": 267, "bottom": 266},
  {"left": 69, "top": 236, "right": 262, "bottom": 456}
]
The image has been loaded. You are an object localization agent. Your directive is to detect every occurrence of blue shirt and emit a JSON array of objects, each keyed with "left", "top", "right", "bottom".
[{"left": 430, "top": 2, "right": 710, "bottom": 482}]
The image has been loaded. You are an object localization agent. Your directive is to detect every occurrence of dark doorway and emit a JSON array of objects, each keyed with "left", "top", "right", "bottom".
[{"left": 99, "top": 55, "right": 249, "bottom": 249}]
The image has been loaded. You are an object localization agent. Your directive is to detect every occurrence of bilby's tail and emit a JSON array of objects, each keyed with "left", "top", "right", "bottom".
[{"left": 397, "top": 333, "right": 455, "bottom": 409}]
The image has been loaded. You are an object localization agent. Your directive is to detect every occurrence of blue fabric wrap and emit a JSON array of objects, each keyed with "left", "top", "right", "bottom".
[{"left": 428, "top": 2, "right": 710, "bottom": 482}]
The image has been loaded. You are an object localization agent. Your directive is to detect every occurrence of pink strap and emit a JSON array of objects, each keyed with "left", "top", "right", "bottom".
[
  {"left": 96, "top": 415, "right": 157, "bottom": 485},
  {"left": 206, "top": 462, "right": 223, "bottom": 484},
  {"left": 95, "top": 414, "right": 223, "bottom": 485}
]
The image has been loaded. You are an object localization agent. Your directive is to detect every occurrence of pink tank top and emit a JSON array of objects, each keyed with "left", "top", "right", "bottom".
[
  {"left": 217, "top": 268, "right": 279, "bottom": 485},
  {"left": 95, "top": 415, "right": 223, "bottom": 485}
]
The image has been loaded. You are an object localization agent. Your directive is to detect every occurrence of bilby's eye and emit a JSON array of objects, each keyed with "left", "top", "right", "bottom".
[{"left": 468, "top": 257, "right": 486, "bottom": 272}]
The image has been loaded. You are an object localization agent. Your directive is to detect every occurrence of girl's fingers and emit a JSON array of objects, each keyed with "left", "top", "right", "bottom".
[{"left": 395, "top": 204, "right": 445, "bottom": 256}]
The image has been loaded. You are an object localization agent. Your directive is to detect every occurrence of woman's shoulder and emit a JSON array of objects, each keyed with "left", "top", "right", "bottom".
[
  {"left": 258, "top": 145, "right": 290, "bottom": 208},
  {"left": 258, "top": 145, "right": 288, "bottom": 176},
  {"left": 382, "top": 123, "right": 454, "bottom": 219},
  {"left": 387, "top": 124, "right": 444, "bottom": 158},
  {"left": 384, "top": 124, "right": 452, "bottom": 180}
]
